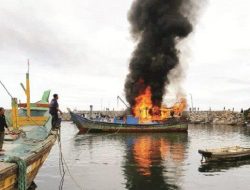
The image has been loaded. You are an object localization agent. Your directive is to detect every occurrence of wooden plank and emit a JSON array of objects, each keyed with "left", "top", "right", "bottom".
[{"left": 18, "top": 103, "right": 49, "bottom": 108}]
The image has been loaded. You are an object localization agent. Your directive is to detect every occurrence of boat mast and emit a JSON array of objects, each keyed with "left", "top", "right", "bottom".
[
  {"left": 26, "top": 60, "right": 31, "bottom": 117},
  {"left": 117, "top": 96, "right": 129, "bottom": 109}
]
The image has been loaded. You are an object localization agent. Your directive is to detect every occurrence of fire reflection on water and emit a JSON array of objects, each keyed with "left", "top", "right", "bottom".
[{"left": 132, "top": 136, "right": 185, "bottom": 177}]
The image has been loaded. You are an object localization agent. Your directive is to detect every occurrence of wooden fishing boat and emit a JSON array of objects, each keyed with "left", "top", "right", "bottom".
[
  {"left": 69, "top": 111, "right": 188, "bottom": 133},
  {"left": 198, "top": 146, "right": 250, "bottom": 162},
  {"left": 0, "top": 69, "right": 58, "bottom": 189}
]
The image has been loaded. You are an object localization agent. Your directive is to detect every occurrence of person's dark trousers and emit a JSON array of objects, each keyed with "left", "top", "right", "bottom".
[
  {"left": 51, "top": 114, "right": 59, "bottom": 130},
  {"left": 0, "top": 132, "right": 5, "bottom": 150}
]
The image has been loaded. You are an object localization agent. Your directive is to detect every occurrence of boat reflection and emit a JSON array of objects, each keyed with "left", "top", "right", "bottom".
[
  {"left": 123, "top": 133, "right": 187, "bottom": 190},
  {"left": 199, "top": 159, "right": 250, "bottom": 173}
]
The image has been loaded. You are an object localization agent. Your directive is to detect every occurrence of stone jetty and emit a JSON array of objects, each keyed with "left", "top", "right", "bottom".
[
  {"left": 63, "top": 110, "right": 245, "bottom": 126},
  {"left": 188, "top": 111, "right": 244, "bottom": 125}
]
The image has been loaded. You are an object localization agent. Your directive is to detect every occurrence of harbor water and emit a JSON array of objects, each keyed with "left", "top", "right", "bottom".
[{"left": 35, "top": 122, "right": 250, "bottom": 190}]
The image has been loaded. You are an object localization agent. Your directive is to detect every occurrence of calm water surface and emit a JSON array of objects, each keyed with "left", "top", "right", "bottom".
[{"left": 35, "top": 122, "right": 250, "bottom": 190}]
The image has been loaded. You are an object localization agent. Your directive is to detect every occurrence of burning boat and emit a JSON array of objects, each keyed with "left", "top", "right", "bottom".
[
  {"left": 68, "top": 0, "right": 201, "bottom": 133},
  {"left": 69, "top": 0, "right": 201, "bottom": 133},
  {"left": 69, "top": 87, "right": 188, "bottom": 133},
  {"left": 69, "top": 112, "right": 187, "bottom": 133}
]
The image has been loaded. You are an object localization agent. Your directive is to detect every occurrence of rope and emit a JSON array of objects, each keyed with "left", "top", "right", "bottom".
[
  {"left": 5, "top": 156, "right": 27, "bottom": 190},
  {"left": 57, "top": 121, "right": 121, "bottom": 190},
  {"left": 61, "top": 156, "right": 83, "bottom": 190},
  {"left": 58, "top": 128, "right": 66, "bottom": 190},
  {"left": 57, "top": 127, "right": 83, "bottom": 190},
  {"left": 73, "top": 127, "right": 122, "bottom": 161},
  {"left": 27, "top": 115, "right": 48, "bottom": 128},
  {"left": 79, "top": 127, "right": 121, "bottom": 141}
]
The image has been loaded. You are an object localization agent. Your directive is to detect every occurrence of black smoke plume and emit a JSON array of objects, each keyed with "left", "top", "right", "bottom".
[{"left": 125, "top": 0, "right": 199, "bottom": 109}]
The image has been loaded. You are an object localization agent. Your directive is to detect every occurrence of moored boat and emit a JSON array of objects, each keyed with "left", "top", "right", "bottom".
[
  {"left": 69, "top": 111, "right": 188, "bottom": 133},
  {"left": 198, "top": 146, "right": 250, "bottom": 162},
  {"left": 0, "top": 68, "right": 58, "bottom": 189}
]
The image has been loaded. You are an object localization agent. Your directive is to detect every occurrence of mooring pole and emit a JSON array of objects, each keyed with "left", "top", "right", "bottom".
[
  {"left": 189, "top": 93, "right": 193, "bottom": 112},
  {"left": 26, "top": 60, "right": 31, "bottom": 117}
]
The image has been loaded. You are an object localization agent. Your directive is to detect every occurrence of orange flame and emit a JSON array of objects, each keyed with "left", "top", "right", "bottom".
[{"left": 132, "top": 86, "right": 187, "bottom": 123}]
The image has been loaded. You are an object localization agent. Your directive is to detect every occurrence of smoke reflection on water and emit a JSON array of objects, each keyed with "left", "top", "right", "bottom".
[{"left": 35, "top": 122, "right": 250, "bottom": 190}]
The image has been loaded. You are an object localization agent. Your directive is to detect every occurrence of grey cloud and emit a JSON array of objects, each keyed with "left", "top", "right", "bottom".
[{"left": 0, "top": 5, "right": 87, "bottom": 66}]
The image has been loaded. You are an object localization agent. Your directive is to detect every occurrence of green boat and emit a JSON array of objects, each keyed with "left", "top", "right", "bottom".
[{"left": 0, "top": 70, "right": 57, "bottom": 190}]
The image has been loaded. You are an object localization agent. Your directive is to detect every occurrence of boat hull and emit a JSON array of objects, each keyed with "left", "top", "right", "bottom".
[
  {"left": 0, "top": 99, "right": 57, "bottom": 189},
  {"left": 70, "top": 112, "right": 188, "bottom": 133},
  {"left": 0, "top": 134, "right": 57, "bottom": 190}
]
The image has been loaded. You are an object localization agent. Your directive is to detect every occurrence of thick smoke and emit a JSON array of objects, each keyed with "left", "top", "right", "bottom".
[{"left": 125, "top": 0, "right": 199, "bottom": 108}]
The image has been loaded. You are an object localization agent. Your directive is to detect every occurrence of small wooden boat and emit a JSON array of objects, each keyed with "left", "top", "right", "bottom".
[
  {"left": 69, "top": 111, "right": 188, "bottom": 133},
  {"left": 0, "top": 69, "right": 58, "bottom": 189},
  {"left": 198, "top": 146, "right": 250, "bottom": 162}
]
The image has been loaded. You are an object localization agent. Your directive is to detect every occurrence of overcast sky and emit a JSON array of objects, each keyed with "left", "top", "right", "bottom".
[{"left": 0, "top": 0, "right": 249, "bottom": 111}]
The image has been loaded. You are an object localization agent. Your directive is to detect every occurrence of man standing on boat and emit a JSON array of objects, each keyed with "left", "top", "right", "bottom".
[
  {"left": 0, "top": 107, "right": 10, "bottom": 151},
  {"left": 49, "top": 94, "right": 63, "bottom": 130}
]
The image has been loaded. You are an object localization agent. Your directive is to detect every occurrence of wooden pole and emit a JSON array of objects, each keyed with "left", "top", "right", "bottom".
[
  {"left": 26, "top": 60, "right": 31, "bottom": 117},
  {"left": 11, "top": 98, "right": 19, "bottom": 129}
]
